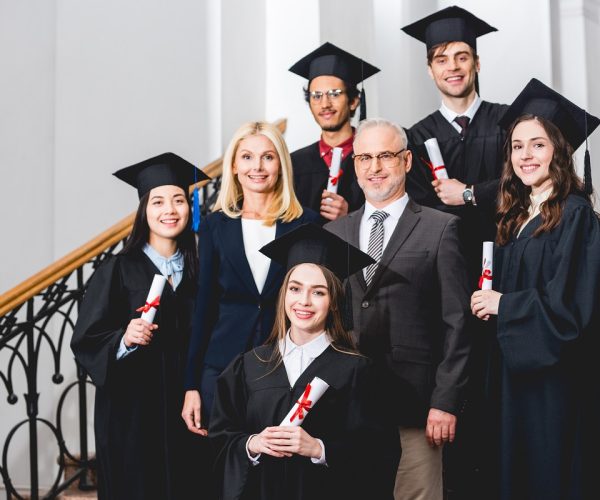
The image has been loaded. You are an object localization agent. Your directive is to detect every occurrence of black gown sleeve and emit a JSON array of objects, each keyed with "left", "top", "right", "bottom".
[
  {"left": 209, "top": 354, "right": 251, "bottom": 500},
  {"left": 497, "top": 204, "right": 600, "bottom": 372},
  {"left": 70, "top": 257, "right": 128, "bottom": 388}
]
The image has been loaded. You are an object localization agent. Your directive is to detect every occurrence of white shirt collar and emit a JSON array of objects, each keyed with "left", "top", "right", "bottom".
[
  {"left": 439, "top": 94, "right": 482, "bottom": 124},
  {"left": 530, "top": 187, "right": 553, "bottom": 207},
  {"left": 363, "top": 193, "right": 409, "bottom": 222},
  {"left": 279, "top": 330, "right": 331, "bottom": 359}
]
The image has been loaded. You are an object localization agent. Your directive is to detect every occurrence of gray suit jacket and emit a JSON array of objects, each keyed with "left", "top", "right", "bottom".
[{"left": 326, "top": 199, "right": 470, "bottom": 426}]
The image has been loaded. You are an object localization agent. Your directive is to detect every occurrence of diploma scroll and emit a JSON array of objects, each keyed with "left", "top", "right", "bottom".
[
  {"left": 136, "top": 274, "right": 167, "bottom": 323},
  {"left": 326, "top": 147, "right": 344, "bottom": 194},
  {"left": 479, "top": 242, "right": 494, "bottom": 290},
  {"left": 280, "top": 377, "right": 330, "bottom": 427},
  {"left": 424, "top": 138, "right": 449, "bottom": 180}
]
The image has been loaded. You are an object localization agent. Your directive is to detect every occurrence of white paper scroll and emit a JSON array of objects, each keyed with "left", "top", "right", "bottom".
[
  {"left": 480, "top": 242, "right": 494, "bottom": 290},
  {"left": 424, "top": 138, "right": 449, "bottom": 180},
  {"left": 137, "top": 274, "right": 167, "bottom": 323},
  {"left": 326, "top": 147, "right": 343, "bottom": 194},
  {"left": 280, "top": 376, "right": 330, "bottom": 427}
]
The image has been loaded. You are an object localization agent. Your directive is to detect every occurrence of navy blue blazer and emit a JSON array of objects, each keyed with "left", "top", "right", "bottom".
[{"left": 184, "top": 209, "right": 319, "bottom": 391}]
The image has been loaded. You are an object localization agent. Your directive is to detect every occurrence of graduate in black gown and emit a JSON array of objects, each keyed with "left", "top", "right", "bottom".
[
  {"left": 71, "top": 153, "right": 209, "bottom": 500},
  {"left": 210, "top": 224, "right": 399, "bottom": 500},
  {"left": 471, "top": 79, "right": 600, "bottom": 500},
  {"left": 288, "top": 43, "right": 380, "bottom": 222}
]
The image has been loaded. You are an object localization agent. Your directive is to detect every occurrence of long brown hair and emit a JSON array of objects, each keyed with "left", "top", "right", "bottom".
[
  {"left": 496, "top": 115, "right": 587, "bottom": 245},
  {"left": 256, "top": 263, "right": 359, "bottom": 368}
]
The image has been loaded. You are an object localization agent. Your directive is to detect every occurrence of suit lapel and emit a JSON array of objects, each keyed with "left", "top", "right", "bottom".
[
  {"left": 365, "top": 199, "right": 421, "bottom": 292},
  {"left": 219, "top": 216, "right": 260, "bottom": 297},
  {"left": 346, "top": 208, "right": 367, "bottom": 291}
]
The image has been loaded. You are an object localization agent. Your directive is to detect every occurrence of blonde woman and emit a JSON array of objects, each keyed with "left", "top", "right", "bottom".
[{"left": 182, "top": 122, "right": 319, "bottom": 434}]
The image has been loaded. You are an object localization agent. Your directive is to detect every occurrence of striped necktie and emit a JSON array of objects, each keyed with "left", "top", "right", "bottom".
[{"left": 365, "top": 210, "right": 390, "bottom": 285}]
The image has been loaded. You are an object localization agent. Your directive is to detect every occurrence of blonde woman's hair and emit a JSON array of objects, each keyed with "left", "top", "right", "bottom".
[{"left": 213, "top": 121, "right": 303, "bottom": 226}]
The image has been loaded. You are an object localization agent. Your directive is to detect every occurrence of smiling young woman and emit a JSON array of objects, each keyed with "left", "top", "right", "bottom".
[
  {"left": 71, "top": 153, "right": 208, "bottom": 500},
  {"left": 471, "top": 79, "right": 600, "bottom": 499}
]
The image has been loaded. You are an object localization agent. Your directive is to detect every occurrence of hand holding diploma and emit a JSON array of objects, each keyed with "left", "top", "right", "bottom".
[
  {"left": 248, "top": 426, "right": 323, "bottom": 460},
  {"left": 124, "top": 274, "right": 166, "bottom": 347},
  {"left": 471, "top": 245, "right": 501, "bottom": 320},
  {"left": 424, "top": 138, "right": 449, "bottom": 180}
]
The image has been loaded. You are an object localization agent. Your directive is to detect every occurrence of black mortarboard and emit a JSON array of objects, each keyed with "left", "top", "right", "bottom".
[
  {"left": 259, "top": 223, "right": 374, "bottom": 281},
  {"left": 289, "top": 42, "right": 380, "bottom": 120},
  {"left": 113, "top": 152, "right": 210, "bottom": 200},
  {"left": 498, "top": 78, "right": 600, "bottom": 194},
  {"left": 401, "top": 5, "right": 497, "bottom": 51}
]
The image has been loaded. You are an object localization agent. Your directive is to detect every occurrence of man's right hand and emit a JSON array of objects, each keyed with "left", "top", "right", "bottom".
[{"left": 181, "top": 390, "right": 208, "bottom": 436}]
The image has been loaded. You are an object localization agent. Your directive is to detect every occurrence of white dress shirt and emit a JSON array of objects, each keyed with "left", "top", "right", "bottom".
[
  {"left": 359, "top": 195, "right": 410, "bottom": 279},
  {"left": 246, "top": 331, "right": 331, "bottom": 466},
  {"left": 241, "top": 218, "right": 276, "bottom": 294},
  {"left": 439, "top": 94, "right": 482, "bottom": 133}
]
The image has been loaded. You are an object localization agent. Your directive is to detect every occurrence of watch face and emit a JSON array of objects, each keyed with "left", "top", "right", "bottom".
[{"left": 463, "top": 188, "right": 474, "bottom": 203}]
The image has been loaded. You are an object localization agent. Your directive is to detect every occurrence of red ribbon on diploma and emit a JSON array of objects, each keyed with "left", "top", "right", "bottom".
[
  {"left": 328, "top": 168, "right": 344, "bottom": 186},
  {"left": 479, "top": 269, "right": 493, "bottom": 289},
  {"left": 420, "top": 157, "right": 445, "bottom": 180},
  {"left": 290, "top": 383, "right": 313, "bottom": 423},
  {"left": 136, "top": 296, "right": 160, "bottom": 313}
]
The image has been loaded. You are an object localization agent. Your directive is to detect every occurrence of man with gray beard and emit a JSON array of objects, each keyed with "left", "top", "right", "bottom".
[{"left": 326, "top": 119, "right": 470, "bottom": 500}]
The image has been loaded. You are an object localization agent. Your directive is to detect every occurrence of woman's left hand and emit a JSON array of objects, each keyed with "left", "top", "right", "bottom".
[
  {"left": 470, "top": 289, "right": 502, "bottom": 320},
  {"left": 260, "top": 426, "right": 323, "bottom": 459}
]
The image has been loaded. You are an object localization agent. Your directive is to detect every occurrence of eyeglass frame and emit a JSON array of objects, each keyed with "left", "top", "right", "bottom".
[
  {"left": 352, "top": 149, "right": 407, "bottom": 169},
  {"left": 307, "top": 88, "right": 345, "bottom": 102}
]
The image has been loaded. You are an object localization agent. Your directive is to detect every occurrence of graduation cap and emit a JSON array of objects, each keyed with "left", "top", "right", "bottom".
[
  {"left": 259, "top": 223, "right": 374, "bottom": 282},
  {"left": 401, "top": 5, "right": 497, "bottom": 51},
  {"left": 113, "top": 152, "right": 211, "bottom": 231},
  {"left": 498, "top": 78, "right": 600, "bottom": 194},
  {"left": 289, "top": 42, "right": 380, "bottom": 120}
]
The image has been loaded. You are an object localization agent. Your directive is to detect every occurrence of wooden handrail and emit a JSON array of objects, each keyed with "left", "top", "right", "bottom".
[{"left": 0, "top": 119, "right": 287, "bottom": 317}]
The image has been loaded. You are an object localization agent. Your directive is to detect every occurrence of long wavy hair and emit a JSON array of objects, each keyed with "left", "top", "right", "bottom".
[
  {"left": 496, "top": 114, "right": 588, "bottom": 246},
  {"left": 120, "top": 189, "right": 198, "bottom": 283},
  {"left": 213, "top": 121, "right": 303, "bottom": 226},
  {"left": 256, "top": 263, "right": 359, "bottom": 368}
]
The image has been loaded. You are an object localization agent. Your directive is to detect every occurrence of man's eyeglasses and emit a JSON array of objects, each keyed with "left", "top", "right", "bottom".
[
  {"left": 308, "top": 89, "right": 345, "bottom": 102},
  {"left": 352, "top": 149, "right": 407, "bottom": 169}
]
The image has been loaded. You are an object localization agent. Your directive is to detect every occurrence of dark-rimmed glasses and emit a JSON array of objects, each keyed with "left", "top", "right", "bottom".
[{"left": 308, "top": 89, "right": 345, "bottom": 102}]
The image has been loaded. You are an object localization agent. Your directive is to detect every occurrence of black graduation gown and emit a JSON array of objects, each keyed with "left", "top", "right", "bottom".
[
  {"left": 291, "top": 141, "right": 365, "bottom": 220},
  {"left": 406, "top": 101, "right": 508, "bottom": 286},
  {"left": 210, "top": 345, "right": 399, "bottom": 500},
  {"left": 70, "top": 251, "right": 201, "bottom": 500},
  {"left": 490, "top": 195, "right": 600, "bottom": 500}
]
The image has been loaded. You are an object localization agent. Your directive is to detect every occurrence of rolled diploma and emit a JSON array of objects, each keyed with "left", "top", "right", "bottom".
[
  {"left": 424, "top": 138, "right": 449, "bottom": 180},
  {"left": 480, "top": 242, "right": 494, "bottom": 290},
  {"left": 326, "top": 147, "right": 343, "bottom": 193},
  {"left": 280, "top": 376, "right": 330, "bottom": 427},
  {"left": 140, "top": 274, "right": 167, "bottom": 323}
]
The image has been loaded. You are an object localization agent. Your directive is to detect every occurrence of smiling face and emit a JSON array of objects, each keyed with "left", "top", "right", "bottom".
[
  {"left": 233, "top": 134, "right": 280, "bottom": 195},
  {"left": 510, "top": 118, "right": 554, "bottom": 194},
  {"left": 285, "top": 263, "right": 331, "bottom": 338},
  {"left": 308, "top": 75, "right": 358, "bottom": 132},
  {"left": 146, "top": 185, "right": 189, "bottom": 245},
  {"left": 428, "top": 41, "right": 479, "bottom": 100},
  {"left": 354, "top": 125, "right": 412, "bottom": 207}
]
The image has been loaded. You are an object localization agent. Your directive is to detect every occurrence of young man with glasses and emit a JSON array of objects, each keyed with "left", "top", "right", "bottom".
[
  {"left": 326, "top": 118, "right": 470, "bottom": 500},
  {"left": 289, "top": 43, "right": 379, "bottom": 221}
]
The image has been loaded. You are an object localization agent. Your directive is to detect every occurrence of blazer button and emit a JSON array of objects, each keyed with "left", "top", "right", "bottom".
[
  {"left": 258, "top": 303, "right": 261, "bottom": 310},
  {"left": 361, "top": 300, "right": 369, "bottom": 309}
]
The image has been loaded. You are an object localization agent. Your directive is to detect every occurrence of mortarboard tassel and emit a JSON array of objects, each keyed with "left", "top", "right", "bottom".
[
  {"left": 192, "top": 168, "right": 201, "bottom": 232},
  {"left": 583, "top": 111, "right": 593, "bottom": 196},
  {"left": 359, "top": 88, "right": 367, "bottom": 121}
]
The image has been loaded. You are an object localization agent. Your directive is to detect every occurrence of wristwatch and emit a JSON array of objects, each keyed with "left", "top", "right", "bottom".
[{"left": 463, "top": 185, "right": 475, "bottom": 205}]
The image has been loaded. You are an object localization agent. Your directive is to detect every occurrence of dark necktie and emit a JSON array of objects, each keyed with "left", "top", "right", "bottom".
[
  {"left": 365, "top": 210, "right": 390, "bottom": 285},
  {"left": 454, "top": 115, "right": 470, "bottom": 138}
]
